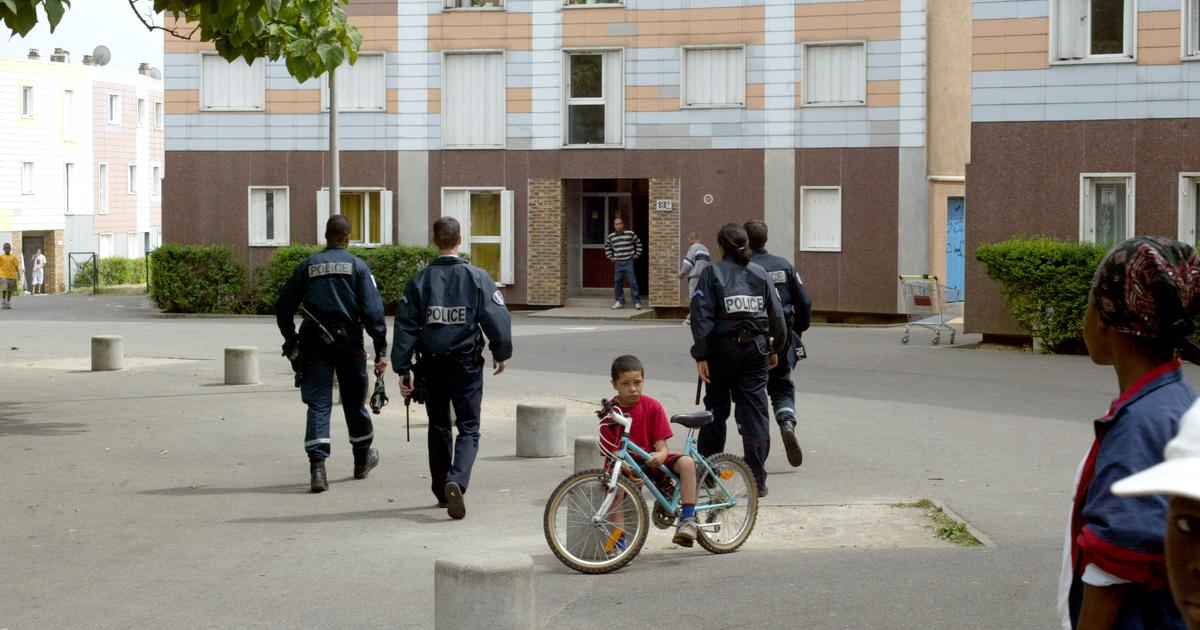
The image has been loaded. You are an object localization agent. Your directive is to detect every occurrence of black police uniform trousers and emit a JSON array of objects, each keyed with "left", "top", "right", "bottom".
[
  {"left": 697, "top": 335, "right": 772, "bottom": 491},
  {"left": 300, "top": 337, "right": 374, "bottom": 459},
  {"left": 767, "top": 331, "right": 800, "bottom": 426},
  {"left": 423, "top": 351, "right": 484, "bottom": 502}
]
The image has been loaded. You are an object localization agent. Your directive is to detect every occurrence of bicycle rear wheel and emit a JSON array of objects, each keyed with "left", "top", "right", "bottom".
[
  {"left": 695, "top": 453, "right": 758, "bottom": 554},
  {"left": 544, "top": 468, "right": 649, "bottom": 574}
]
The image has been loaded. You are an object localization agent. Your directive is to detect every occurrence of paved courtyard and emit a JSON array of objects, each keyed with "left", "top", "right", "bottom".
[{"left": 2, "top": 295, "right": 1180, "bottom": 629}]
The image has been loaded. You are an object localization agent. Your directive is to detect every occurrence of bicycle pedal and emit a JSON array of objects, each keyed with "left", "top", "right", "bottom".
[{"left": 697, "top": 521, "right": 722, "bottom": 530}]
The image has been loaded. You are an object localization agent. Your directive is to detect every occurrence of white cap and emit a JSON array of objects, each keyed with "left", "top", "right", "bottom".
[{"left": 1112, "top": 398, "right": 1200, "bottom": 501}]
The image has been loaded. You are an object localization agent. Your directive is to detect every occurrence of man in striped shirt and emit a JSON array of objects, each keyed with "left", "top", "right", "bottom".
[{"left": 605, "top": 215, "right": 642, "bottom": 310}]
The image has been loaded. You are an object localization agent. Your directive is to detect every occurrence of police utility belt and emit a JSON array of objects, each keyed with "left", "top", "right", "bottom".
[{"left": 719, "top": 328, "right": 766, "bottom": 347}]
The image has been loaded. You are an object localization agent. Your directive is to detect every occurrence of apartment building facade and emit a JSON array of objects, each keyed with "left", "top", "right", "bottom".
[
  {"left": 0, "top": 51, "right": 164, "bottom": 293},
  {"left": 966, "top": 0, "right": 1200, "bottom": 337},
  {"left": 165, "top": 0, "right": 969, "bottom": 313}
]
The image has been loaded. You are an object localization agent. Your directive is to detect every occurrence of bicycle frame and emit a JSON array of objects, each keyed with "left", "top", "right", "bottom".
[{"left": 593, "top": 408, "right": 740, "bottom": 526}]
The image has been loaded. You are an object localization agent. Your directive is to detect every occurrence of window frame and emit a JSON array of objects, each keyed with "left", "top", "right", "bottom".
[
  {"left": 1178, "top": 172, "right": 1200, "bottom": 245},
  {"left": 320, "top": 51, "right": 388, "bottom": 113},
  {"left": 440, "top": 186, "right": 514, "bottom": 285},
  {"left": 63, "top": 89, "right": 74, "bottom": 140},
  {"left": 21, "top": 161, "right": 34, "bottom": 195},
  {"left": 1049, "top": 0, "right": 1137, "bottom": 65},
  {"left": 1185, "top": 0, "right": 1200, "bottom": 60},
  {"left": 1078, "top": 173, "right": 1136, "bottom": 244},
  {"left": 152, "top": 164, "right": 162, "bottom": 196},
  {"left": 561, "top": 48, "right": 624, "bottom": 148},
  {"left": 562, "top": 0, "right": 624, "bottom": 8},
  {"left": 98, "top": 233, "right": 113, "bottom": 259},
  {"left": 441, "top": 49, "right": 508, "bottom": 149},
  {"left": 98, "top": 163, "right": 109, "bottom": 214},
  {"left": 680, "top": 45, "right": 747, "bottom": 109},
  {"left": 128, "top": 165, "right": 138, "bottom": 195},
  {"left": 444, "top": 0, "right": 505, "bottom": 11},
  {"left": 107, "top": 93, "right": 122, "bottom": 125},
  {"left": 247, "top": 185, "right": 291, "bottom": 247},
  {"left": 799, "top": 185, "right": 843, "bottom": 252},
  {"left": 800, "top": 40, "right": 867, "bottom": 108},
  {"left": 21, "top": 85, "right": 33, "bottom": 118},
  {"left": 198, "top": 52, "right": 267, "bottom": 112},
  {"left": 64, "top": 162, "right": 74, "bottom": 213},
  {"left": 137, "top": 98, "right": 147, "bottom": 127},
  {"left": 154, "top": 101, "right": 164, "bottom": 130}
]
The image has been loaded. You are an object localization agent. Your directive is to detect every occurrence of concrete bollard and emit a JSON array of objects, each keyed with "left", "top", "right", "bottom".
[
  {"left": 223, "top": 346, "right": 260, "bottom": 385},
  {"left": 516, "top": 402, "right": 567, "bottom": 458},
  {"left": 91, "top": 336, "right": 123, "bottom": 371},
  {"left": 435, "top": 552, "right": 535, "bottom": 630},
  {"left": 574, "top": 435, "right": 605, "bottom": 472}
]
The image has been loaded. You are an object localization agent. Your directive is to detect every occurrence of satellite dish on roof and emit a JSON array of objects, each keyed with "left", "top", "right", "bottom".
[
  {"left": 150, "top": 67, "right": 162, "bottom": 80},
  {"left": 92, "top": 45, "right": 111, "bottom": 66}
]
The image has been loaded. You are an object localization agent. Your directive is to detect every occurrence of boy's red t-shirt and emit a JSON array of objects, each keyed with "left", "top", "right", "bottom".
[{"left": 611, "top": 394, "right": 672, "bottom": 452}]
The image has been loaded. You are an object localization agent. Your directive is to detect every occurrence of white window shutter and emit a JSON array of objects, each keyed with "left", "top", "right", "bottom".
[
  {"left": 1055, "top": 0, "right": 1087, "bottom": 60},
  {"left": 441, "top": 189, "right": 471, "bottom": 254},
  {"left": 604, "top": 50, "right": 623, "bottom": 145},
  {"left": 381, "top": 189, "right": 394, "bottom": 245},
  {"left": 444, "top": 53, "right": 505, "bottom": 147},
  {"left": 500, "top": 190, "right": 515, "bottom": 285},
  {"left": 316, "top": 188, "right": 330, "bottom": 244},
  {"left": 249, "top": 189, "right": 263, "bottom": 244},
  {"left": 684, "top": 48, "right": 745, "bottom": 107},
  {"left": 801, "top": 188, "right": 842, "bottom": 251}
]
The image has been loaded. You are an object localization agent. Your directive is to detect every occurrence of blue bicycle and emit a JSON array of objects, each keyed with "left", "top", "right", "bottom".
[{"left": 543, "top": 399, "right": 759, "bottom": 573}]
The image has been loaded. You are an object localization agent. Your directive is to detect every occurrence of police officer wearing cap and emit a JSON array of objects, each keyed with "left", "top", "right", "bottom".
[
  {"left": 276, "top": 215, "right": 389, "bottom": 493},
  {"left": 690, "top": 222, "right": 787, "bottom": 496},
  {"left": 744, "top": 220, "right": 812, "bottom": 468},
  {"left": 392, "top": 216, "right": 513, "bottom": 520}
]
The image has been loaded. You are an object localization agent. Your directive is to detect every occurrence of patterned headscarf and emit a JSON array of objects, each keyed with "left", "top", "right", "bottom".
[{"left": 1092, "top": 236, "right": 1200, "bottom": 362}]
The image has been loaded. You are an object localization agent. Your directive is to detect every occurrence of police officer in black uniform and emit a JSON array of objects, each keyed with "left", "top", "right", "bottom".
[
  {"left": 392, "top": 216, "right": 513, "bottom": 520},
  {"left": 690, "top": 223, "right": 787, "bottom": 496},
  {"left": 744, "top": 220, "right": 813, "bottom": 468},
  {"left": 276, "top": 215, "right": 389, "bottom": 493}
]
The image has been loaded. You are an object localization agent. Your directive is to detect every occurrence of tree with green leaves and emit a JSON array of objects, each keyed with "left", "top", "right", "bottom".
[{"left": 0, "top": 0, "right": 362, "bottom": 81}]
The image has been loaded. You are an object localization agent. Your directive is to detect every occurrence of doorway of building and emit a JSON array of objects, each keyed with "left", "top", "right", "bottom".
[
  {"left": 22, "top": 234, "right": 44, "bottom": 293},
  {"left": 577, "top": 179, "right": 648, "bottom": 293},
  {"left": 946, "top": 197, "right": 965, "bottom": 302}
]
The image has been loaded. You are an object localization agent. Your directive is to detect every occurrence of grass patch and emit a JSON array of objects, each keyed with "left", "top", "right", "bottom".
[{"left": 894, "top": 499, "right": 982, "bottom": 547}]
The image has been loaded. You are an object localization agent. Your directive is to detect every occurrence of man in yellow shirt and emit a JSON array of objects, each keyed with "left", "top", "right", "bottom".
[{"left": 0, "top": 242, "right": 21, "bottom": 310}]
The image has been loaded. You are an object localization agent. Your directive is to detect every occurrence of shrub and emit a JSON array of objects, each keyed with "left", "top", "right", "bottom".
[
  {"left": 974, "top": 237, "right": 1108, "bottom": 352},
  {"left": 75, "top": 257, "right": 146, "bottom": 286},
  {"left": 148, "top": 244, "right": 246, "bottom": 313},
  {"left": 252, "top": 244, "right": 439, "bottom": 313}
]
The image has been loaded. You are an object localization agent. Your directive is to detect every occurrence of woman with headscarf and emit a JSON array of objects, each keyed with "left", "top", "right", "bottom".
[
  {"left": 1060, "top": 236, "right": 1200, "bottom": 629},
  {"left": 689, "top": 223, "right": 787, "bottom": 496}
]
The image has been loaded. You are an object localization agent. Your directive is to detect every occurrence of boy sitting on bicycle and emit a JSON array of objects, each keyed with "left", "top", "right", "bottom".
[{"left": 607, "top": 354, "right": 700, "bottom": 547}]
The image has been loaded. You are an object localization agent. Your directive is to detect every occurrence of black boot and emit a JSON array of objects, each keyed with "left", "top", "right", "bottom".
[
  {"left": 309, "top": 457, "right": 328, "bottom": 493},
  {"left": 353, "top": 448, "right": 379, "bottom": 480},
  {"left": 779, "top": 420, "right": 803, "bottom": 468}
]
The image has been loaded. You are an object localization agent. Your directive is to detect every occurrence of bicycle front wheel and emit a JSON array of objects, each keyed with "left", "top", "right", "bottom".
[
  {"left": 543, "top": 468, "right": 649, "bottom": 574},
  {"left": 696, "top": 453, "right": 758, "bottom": 554}
]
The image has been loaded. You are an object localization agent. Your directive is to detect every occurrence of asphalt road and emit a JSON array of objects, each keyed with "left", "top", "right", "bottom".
[{"left": 2, "top": 295, "right": 1181, "bottom": 629}]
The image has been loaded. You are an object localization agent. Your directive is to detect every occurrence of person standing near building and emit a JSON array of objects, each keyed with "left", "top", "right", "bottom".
[
  {"left": 31, "top": 248, "right": 46, "bottom": 295},
  {"left": 393, "top": 216, "right": 513, "bottom": 520},
  {"left": 744, "top": 220, "right": 812, "bottom": 468},
  {"left": 678, "top": 232, "right": 710, "bottom": 327},
  {"left": 0, "top": 243, "right": 21, "bottom": 310},
  {"left": 689, "top": 223, "right": 786, "bottom": 496},
  {"left": 276, "top": 216, "right": 389, "bottom": 493},
  {"left": 605, "top": 215, "right": 643, "bottom": 310}
]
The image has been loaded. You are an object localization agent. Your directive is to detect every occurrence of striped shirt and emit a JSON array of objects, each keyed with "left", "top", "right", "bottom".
[
  {"left": 604, "top": 230, "right": 642, "bottom": 262},
  {"left": 679, "top": 242, "right": 711, "bottom": 278}
]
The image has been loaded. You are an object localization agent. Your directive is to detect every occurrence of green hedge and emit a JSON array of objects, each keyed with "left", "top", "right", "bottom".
[
  {"left": 148, "top": 245, "right": 246, "bottom": 313},
  {"left": 975, "top": 237, "right": 1109, "bottom": 352},
  {"left": 74, "top": 257, "right": 146, "bottom": 287},
  {"left": 252, "top": 244, "right": 439, "bottom": 314}
]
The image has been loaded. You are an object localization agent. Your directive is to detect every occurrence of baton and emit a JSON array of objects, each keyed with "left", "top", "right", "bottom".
[
  {"left": 695, "top": 375, "right": 703, "bottom": 406},
  {"left": 403, "top": 373, "right": 412, "bottom": 442}
]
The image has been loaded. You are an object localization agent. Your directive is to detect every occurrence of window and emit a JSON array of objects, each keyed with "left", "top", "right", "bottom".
[
  {"left": 441, "top": 188, "right": 514, "bottom": 284},
  {"left": 64, "top": 163, "right": 73, "bottom": 213},
  {"left": 443, "top": 52, "right": 506, "bottom": 148},
  {"left": 137, "top": 98, "right": 146, "bottom": 127},
  {"left": 564, "top": 0, "right": 621, "bottom": 6},
  {"left": 21, "top": 86, "right": 32, "bottom": 117},
  {"left": 321, "top": 53, "right": 386, "bottom": 112},
  {"left": 154, "top": 101, "right": 164, "bottom": 129},
  {"left": 21, "top": 162, "right": 33, "bottom": 194},
  {"left": 128, "top": 165, "right": 138, "bottom": 195},
  {"left": 63, "top": 90, "right": 74, "bottom": 139},
  {"left": 1051, "top": 0, "right": 1135, "bottom": 62},
  {"left": 802, "top": 42, "right": 866, "bottom": 106},
  {"left": 199, "top": 53, "right": 266, "bottom": 111},
  {"left": 445, "top": 0, "right": 502, "bottom": 9},
  {"left": 107, "top": 94, "right": 121, "bottom": 125},
  {"left": 98, "top": 233, "right": 112, "bottom": 259},
  {"left": 1079, "top": 174, "right": 1135, "bottom": 244},
  {"left": 314, "top": 189, "right": 394, "bottom": 247},
  {"left": 98, "top": 164, "right": 109, "bottom": 214},
  {"left": 249, "top": 187, "right": 290, "bottom": 246},
  {"left": 1178, "top": 174, "right": 1200, "bottom": 245},
  {"left": 682, "top": 47, "right": 746, "bottom": 108},
  {"left": 152, "top": 165, "right": 162, "bottom": 196},
  {"left": 563, "top": 50, "right": 623, "bottom": 146},
  {"left": 128, "top": 233, "right": 140, "bottom": 258},
  {"left": 800, "top": 186, "right": 842, "bottom": 251},
  {"left": 1186, "top": 0, "right": 1200, "bottom": 58}
]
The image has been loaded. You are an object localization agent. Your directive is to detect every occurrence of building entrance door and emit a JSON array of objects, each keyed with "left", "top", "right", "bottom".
[
  {"left": 578, "top": 180, "right": 649, "bottom": 291},
  {"left": 22, "top": 234, "right": 44, "bottom": 293},
  {"left": 946, "top": 197, "right": 965, "bottom": 302}
]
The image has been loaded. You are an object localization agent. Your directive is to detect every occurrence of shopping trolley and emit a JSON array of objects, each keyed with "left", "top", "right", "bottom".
[{"left": 898, "top": 275, "right": 962, "bottom": 345}]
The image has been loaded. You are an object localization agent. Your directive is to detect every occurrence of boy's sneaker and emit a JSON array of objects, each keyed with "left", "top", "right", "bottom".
[
  {"left": 672, "top": 518, "right": 698, "bottom": 547},
  {"left": 634, "top": 303, "right": 642, "bottom": 310},
  {"left": 444, "top": 481, "right": 466, "bottom": 520},
  {"left": 611, "top": 302, "right": 624, "bottom": 310},
  {"left": 780, "top": 421, "right": 803, "bottom": 468},
  {"left": 682, "top": 318, "right": 690, "bottom": 327}
]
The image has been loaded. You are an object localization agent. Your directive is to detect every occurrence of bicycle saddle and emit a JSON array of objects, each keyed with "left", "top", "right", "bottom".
[{"left": 670, "top": 411, "right": 713, "bottom": 428}]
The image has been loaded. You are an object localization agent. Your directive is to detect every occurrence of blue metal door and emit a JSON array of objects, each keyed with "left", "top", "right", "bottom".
[{"left": 946, "top": 197, "right": 965, "bottom": 302}]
